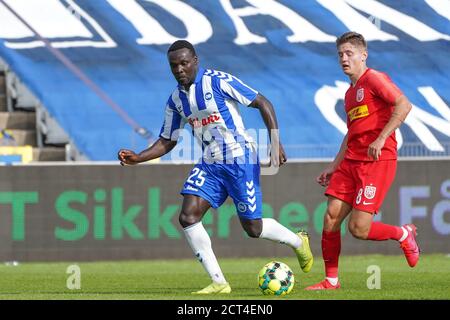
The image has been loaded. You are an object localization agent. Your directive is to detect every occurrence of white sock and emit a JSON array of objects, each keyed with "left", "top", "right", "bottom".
[
  {"left": 259, "top": 218, "right": 302, "bottom": 249},
  {"left": 326, "top": 277, "right": 339, "bottom": 286},
  {"left": 398, "top": 227, "right": 408, "bottom": 242},
  {"left": 183, "top": 222, "right": 227, "bottom": 284}
]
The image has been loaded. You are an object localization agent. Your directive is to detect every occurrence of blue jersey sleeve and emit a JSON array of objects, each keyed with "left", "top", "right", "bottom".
[
  {"left": 217, "top": 72, "right": 258, "bottom": 106},
  {"left": 159, "top": 95, "right": 186, "bottom": 141}
]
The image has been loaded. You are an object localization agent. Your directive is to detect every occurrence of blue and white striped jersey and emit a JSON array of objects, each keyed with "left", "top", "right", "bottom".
[{"left": 159, "top": 68, "right": 258, "bottom": 161}]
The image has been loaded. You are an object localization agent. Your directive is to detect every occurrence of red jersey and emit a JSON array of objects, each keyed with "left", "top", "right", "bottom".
[{"left": 344, "top": 68, "right": 403, "bottom": 161}]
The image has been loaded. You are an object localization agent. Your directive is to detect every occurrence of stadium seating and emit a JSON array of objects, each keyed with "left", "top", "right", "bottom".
[
  {"left": 0, "top": 145, "right": 32, "bottom": 164},
  {"left": 0, "top": 60, "right": 66, "bottom": 162}
]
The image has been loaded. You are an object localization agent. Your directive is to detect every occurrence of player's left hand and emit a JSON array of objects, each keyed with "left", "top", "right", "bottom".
[
  {"left": 368, "top": 136, "right": 386, "bottom": 160},
  {"left": 269, "top": 142, "right": 287, "bottom": 168}
]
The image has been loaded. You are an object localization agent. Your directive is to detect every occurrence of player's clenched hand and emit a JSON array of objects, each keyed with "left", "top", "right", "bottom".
[
  {"left": 368, "top": 136, "right": 385, "bottom": 161},
  {"left": 270, "top": 143, "right": 287, "bottom": 168},
  {"left": 316, "top": 166, "right": 334, "bottom": 187},
  {"left": 118, "top": 149, "right": 140, "bottom": 166}
]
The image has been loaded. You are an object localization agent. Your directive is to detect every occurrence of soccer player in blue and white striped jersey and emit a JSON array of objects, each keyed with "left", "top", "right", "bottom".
[{"left": 118, "top": 40, "right": 313, "bottom": 294}]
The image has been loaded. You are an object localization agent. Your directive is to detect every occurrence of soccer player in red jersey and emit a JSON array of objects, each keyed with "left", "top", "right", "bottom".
[{"left": 306, "top": 32, "right": 420, "bottom": 290}]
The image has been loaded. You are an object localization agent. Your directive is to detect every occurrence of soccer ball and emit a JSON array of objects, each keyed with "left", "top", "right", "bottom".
[{"left": 258, "top": 261, "right": 295, "bottom": 296}]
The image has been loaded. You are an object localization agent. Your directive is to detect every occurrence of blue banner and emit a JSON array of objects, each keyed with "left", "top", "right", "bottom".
[{"left": 0, "top": 0, "right": 448, "bottom": 160}]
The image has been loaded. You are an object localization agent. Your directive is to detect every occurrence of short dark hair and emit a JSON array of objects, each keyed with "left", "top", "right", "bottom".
[
  {"left": 336, "top": 32, "right": 367, "bottom": 50},
  {"left": 167, "top": 40, "right": 196, "bottom": 56}
]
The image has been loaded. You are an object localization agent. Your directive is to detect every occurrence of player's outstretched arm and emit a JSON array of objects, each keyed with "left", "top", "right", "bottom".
[
  {"left": 249, "top": 93, "right": 287, "bottom": 166},
  {"left": 118, "top": 137, "right": 177, "bottom": 166}
]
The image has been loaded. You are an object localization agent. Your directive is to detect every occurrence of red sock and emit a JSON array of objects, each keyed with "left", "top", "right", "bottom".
[
  {"left": 367, "top": 222, "right": 403, "bottom": 241},
  {"left": 322, "top": 230, "right": 341, "bottom": 278}
]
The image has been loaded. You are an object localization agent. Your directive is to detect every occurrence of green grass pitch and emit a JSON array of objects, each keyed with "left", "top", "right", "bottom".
[{"left": 0, "top": 254, "right": 448, "bottom": 300}]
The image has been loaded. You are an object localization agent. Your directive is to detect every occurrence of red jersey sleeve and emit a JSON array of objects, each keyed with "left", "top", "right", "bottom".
[{"left": 367, "top": 71, "right": 403, "bottom": 106}]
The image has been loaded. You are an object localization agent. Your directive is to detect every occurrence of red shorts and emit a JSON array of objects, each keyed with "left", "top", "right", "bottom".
[{"left": 325, "top": 158, "right": 397, "bottom": 214}]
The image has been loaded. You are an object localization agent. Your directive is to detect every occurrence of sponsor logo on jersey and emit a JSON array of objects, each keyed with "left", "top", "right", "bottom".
[
  {"left": 188, "top": 113, "right": 221, "bottom": 127},
  {"left": 347, "top": 104, "right": 369, "bottom": 122}
]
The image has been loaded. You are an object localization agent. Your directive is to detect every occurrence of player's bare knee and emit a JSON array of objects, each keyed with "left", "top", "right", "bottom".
[
  {"left": 348, "top": 223, "right": 368, "bottom": 240},
  {"left": 178, "top": 211, "right": 200, "bottom": 228},
  {"left": 324, "top": 211, "right": 342, "bottom": 232},
  {"left": 241, "top": 220, "right": 262, "bottom": 238},
  {"left": 245, "top": 228, "right": 261, "bottom": 238},
  {"left": 242, "top": 224, "right": 261, "bottom": 238}
]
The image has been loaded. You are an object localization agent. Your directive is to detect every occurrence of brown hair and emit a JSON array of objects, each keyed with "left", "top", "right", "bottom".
[{"left": 336, "top": 32, "right": 367, "bottom": 49}]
